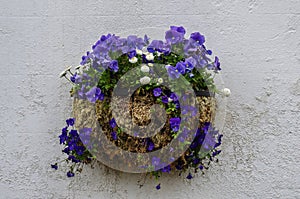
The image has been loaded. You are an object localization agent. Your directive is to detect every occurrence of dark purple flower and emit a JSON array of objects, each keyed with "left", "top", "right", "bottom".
[
  {"left": 165, "top": 65, "right": 181, "bottom": 79},
  {"left": 147, "top": 139, "right": 155, "bottom": 151},
  {"left": 86, "top": 87, "right": 102, "bottom": 103},
  {"left": 59, "top": 130, "right": 68, "bottom": 144},
  {"left": 212, "top": 150, "right": 222, "bottom": 157},
  {"left": 80, "top": 51, "right": 90, "bottom": 65},
  {"left": 170, "top": 117, "right": 181, "bottom": 132},
  {"left": 190, "top": 32, "right": 205, "bottom": 45},
  {"left": 161, "top": 165, "right": 171, "bottom": 173},
  {"left": 109, "top": 60, "right": 119, "bottom": 72},
  {"left": 111, "top": 131, "right": 118, "bottom": 140},
  {"left": 214, "top": 56, "right": 221, "bottom": 70},
  {"left": 62, "top": 147, "right": 70, "bottom": 155},
  {"left": 51, "top": 164, "right": 58, "bottom": 170},
  {"left": 109, "top": 118, "right": 117, "bottom": 128},
  {"left": 169, "top": 93, "right": 178, "bottom": 101},
  {"left": 147, "top": 40, "right": 163, "bottom": 53},
  {"left": 67, "top": 171, "right": 75, "bottom": 177},
  {"left": 199, "top": 165, "right": 204, "bottom": 170},
  {"left": 162, "top": 96, "right": 169, "bottom": 104},
  {"left": 153, "top": 88, "right": 162, "bottom": 97},
  {"left": 186, "top": 173, "right": 193, "bottom": 179},
  {"left": 69, "top": 130, "right": 79, "bottom": 137},
  {"left": 156, "top": 184, "right": 161, "bottom": 190},
  {"left": 75, "top": 145, "right": 85, "bottom": 156},
  {"left": 127, "top": 50, "right": 136, "bottom": 59},
  {"left": 193, "top": 158, "right": 200, "bottom": 165},
  {"left": 66, "top": 118, "right": 75, "bottom": 126},
  {"left": 206, "top": 49, "right": 212, "bottom": 55},
  {"left": 68, "top": 155, "right": 80, "bottom": 163}
]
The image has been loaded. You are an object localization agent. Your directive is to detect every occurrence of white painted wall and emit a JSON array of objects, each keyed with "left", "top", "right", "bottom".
[{"left": 0, "top": 0, "right": 299, "bottom": 198}]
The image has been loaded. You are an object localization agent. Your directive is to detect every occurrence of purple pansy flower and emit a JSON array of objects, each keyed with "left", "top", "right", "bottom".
[
  {"left": 214, "top": 56, "right": 221, "bottom": 70},
  {"left": 86, "top": 87, "right": 102, "bottom": 103},
  {"left": 66, "top": 118, "right": 75, "bottom": 126},
  {"left": 165, "top": 30, "right": 184, "bottom": 44},
  {"left": 170, "top": 117, "right": 181, "bottom": 132},
  {"left": 169, "top": 93, "right": 178, "bottom": 101},
  {"left": 109, "top": 60, "right": 119, "bottom": 72},
  {"left": 162, "top": 96, "right": 169, "bottom": 104},
  {"left": 153, "top": 88, "right": 162, "bottom": 97},
  {"left": 186, "top": 173, "right": 193, "bottom": 179},
  {"left": 165, "top": 65, "right": 181, "bottom": 79},
  {"left": 109, "top": 118, "right": 117, "bottom": 128},
  {"left": 111, "top": 131, "right": 118, "bottom": 140},
  {"left": 170, "top": 26, "right": 186, "bottom": 34},
  {"left": 67, "top": 171, "right": 75, "bottom": 177},
  {"left": 190, "top": 32, "right": 205, "bottom": 45},
  {"left": 175, "top": 62, "right": 186, "bottom": 74},
  {"left": 161, "top": 165, "right": 171, "bottom": 173},
  {"left": 156, "top": 184, "right": 161, "bottom": 190},
  {"left": 147, "top": 140, "right": 155, "bottom": 151},
  {"left": 51, "top": 164, "right": 58, "bottom": 170},
  {"left": 127, "top": 50, "right": 136, "bottom": 59}
]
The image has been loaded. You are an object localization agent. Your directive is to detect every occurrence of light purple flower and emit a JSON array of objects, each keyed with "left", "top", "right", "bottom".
[
  {"left": 86, "top": 87, "right": 102, "bottom": 103},
  {"left": 165, "top": 65, "right": 181, "bottom": 79}
]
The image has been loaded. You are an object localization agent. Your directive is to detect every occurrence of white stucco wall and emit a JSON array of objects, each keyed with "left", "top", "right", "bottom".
[{"left": 0, "top": 0, "right": 300, "bottom": 198}]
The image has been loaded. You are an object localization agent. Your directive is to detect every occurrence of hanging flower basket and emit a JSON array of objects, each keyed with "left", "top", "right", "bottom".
[{"left": 52, "top": 26, "right": 230, "bottom": 189}]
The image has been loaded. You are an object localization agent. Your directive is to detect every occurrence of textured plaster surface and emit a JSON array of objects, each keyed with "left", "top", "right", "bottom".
[{"left": 0, "top": 0, "right": 300, "bottom": 198}]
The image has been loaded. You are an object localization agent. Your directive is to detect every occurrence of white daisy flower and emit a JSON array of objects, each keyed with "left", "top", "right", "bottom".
[
  {"left": 157, "top": 78, "right": 163, "bottom": 84},
  {"left": 145, "top": 53, "right": 154, "bottom": 61},
  {"left": 136, "top": 49, "right": 143, "bottom": 55},
  {"left": 140, "top": 76, "right": 151, "bottom": 85},
  {"left": 129, "top": 57, "right": 138, "bottom": 63},
  {"left": 141, "top": 65, "right": 150, "bottom": 73}
]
